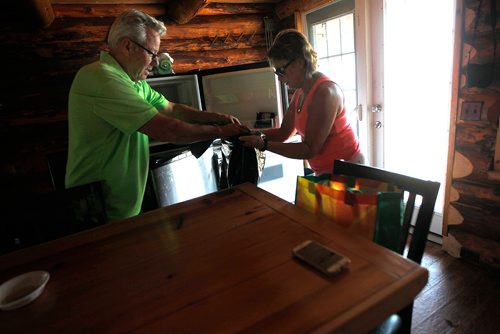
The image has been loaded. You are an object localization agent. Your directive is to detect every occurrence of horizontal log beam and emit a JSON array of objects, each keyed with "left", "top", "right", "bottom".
[
  {"left": 274, "top": 0, "right": 330, "bottom": 20},
  {"left": 165, "top": 0, "right": 208, "bottom": 24},
  {"left": 52, "top": 3, "right": 273, "bottom": 18},
  {"left": 170, "top": 48, "right": 268, "bottom": 73},
  {"left": 5, "top": 15, "right": 266, "bottom": 44},
  {"left": 51, "top": 0, "right": 168, "bottom": 3},
  {"left": 51, "top": 0, "right": 278, "bottom": 3}
]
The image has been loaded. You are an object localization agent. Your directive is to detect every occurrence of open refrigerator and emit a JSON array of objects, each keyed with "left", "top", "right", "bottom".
[{"left": 144, "top": 62, "right": 303, "bottom": 208}]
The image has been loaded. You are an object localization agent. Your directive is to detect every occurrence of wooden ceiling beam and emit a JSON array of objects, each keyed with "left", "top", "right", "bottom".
[
  {"left": 165, "top": 0, "right": 208, "bottom": 24},
  {"left": 274, "top": 0, "right": 330, "bottom": 20},
  {"left": 30, "top": 0, "right": 55, "bottom": 28}
]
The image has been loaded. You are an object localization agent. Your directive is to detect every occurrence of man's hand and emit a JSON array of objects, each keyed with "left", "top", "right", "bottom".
[
  {"left": 219, "top": 124, "right": 250, "bottom": 139},
  {"left": 215, "top": 113, "right": 241, "bottom": 125}
]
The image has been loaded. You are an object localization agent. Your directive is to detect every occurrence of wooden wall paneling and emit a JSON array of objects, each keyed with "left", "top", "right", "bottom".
[
  {"left": 449, "top": 193, "right": 500, "bottom": 237},
  {"left": 453, "top": 145, "right": 495, "bottom": 181},
  {"left": 163, "top": 14, "right": 267, "bottom": 39},
  {"left": 161, "top": 13, "right": 270, "bottom": 71},
  {"left": 447, "top": 228, "right": 500, "bottom": 266},
  {"left": 455, "top": 123, "right": 497, "bottom": 151},
  {"left": 0, "top": 122, "right": 69, "bottom": 191},
  {"left": 170, "top": 48, "right": 268, "bottom": 73},
  {"left": 164, "top": 34, "right": 267, "bottom": 53},
  {"left": 444, "top": 0, "right": 500, "bottom": 269},
  {"left": 452, "top": 177, "right": 500, "bottom": 203}
]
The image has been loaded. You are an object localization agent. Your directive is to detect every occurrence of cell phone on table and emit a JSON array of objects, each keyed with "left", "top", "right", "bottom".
[{"left": 293, "top": 240, "right": 351, "bottom": 276}]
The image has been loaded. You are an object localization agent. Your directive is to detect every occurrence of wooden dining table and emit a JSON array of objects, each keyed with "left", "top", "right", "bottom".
[{"left": 0, "top": 183, "right": 428, "bottom": 333}]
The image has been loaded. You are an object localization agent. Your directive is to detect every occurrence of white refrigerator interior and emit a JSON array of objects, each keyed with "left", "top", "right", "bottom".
[
  {"left": 201, "top": 67, "right": 284, "bottom": 128},
  {"left": 147, "top": 74, "right": 202, "bottom": 110}
]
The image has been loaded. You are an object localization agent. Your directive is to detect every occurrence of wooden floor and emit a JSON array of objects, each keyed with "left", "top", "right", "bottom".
[{"left": 411, "top": 240, "right": 500, "bottom": 333}]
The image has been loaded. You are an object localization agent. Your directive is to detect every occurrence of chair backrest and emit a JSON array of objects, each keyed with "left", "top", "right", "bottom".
[
  {"left": 46, "top": 149, "right": 68, "bottom": 191},
  {"left": 46, "top": 150, "right": 107, "bottom": 232},
  {"left": 333, "top": 160, "right": 440, "bottom": 264}
]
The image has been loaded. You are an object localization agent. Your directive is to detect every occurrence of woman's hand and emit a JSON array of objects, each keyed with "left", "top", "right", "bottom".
[{"left": 239, "top": 132, "right": 267, "bottom": 151}]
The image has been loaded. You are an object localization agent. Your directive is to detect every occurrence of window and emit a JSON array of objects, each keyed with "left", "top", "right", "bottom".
[{"left": 306, "top": 0, "right": 358, "bottom": 136}]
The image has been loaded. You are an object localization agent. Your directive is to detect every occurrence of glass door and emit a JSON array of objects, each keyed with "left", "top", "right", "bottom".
[
  {"left": 305, "top": 0, "right": 456, "bottom": 237},
  {"left": 305, "top": 0, "right": 366, "bottom": 156}
]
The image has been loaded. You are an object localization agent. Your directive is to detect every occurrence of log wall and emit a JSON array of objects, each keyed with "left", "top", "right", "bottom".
[{"left": 443, "top": 0, "right": 500, "bottom": 269}]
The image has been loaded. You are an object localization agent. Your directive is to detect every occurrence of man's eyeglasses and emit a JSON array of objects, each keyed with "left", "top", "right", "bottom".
[
  {"left": 130, "top": 39, "right": 159, "bottom": 61},
  {"left": 274, "top": 58, "right": 296, "bottom": 76}
]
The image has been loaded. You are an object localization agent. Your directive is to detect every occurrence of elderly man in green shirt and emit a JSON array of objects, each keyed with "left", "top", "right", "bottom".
[{"left": 66, "top": 9, "right": 243, "bottom": 221}]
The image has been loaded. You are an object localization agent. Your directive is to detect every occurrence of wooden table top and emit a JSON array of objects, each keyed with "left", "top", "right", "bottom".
[{"left": 0, "top": 183, "right": 428, "bottom": 334}]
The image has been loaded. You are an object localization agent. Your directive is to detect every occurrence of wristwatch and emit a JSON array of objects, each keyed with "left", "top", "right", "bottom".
[{"left": 259, "top": 132, "right": 268, "bottom": 151}]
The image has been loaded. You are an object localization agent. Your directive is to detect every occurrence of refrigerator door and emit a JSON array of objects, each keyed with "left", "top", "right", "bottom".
[
  {"left": 145, "top": 74, "right": 216, "bottom": 208},
  {"left": 150, "top": 146, "right": 218, "bottom": 208},
  {"left": 199, "top": 64, "right": 286, "bottom": 128}
]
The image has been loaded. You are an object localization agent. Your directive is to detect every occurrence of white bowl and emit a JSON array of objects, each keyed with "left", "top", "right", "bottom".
[{"left": 0, "top": 271, "right": 50, "bottom": 311}]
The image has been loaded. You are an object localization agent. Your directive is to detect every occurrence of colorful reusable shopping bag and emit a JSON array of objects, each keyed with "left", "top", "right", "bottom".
[{"left": 295, "top": 174, "right": 403, "bottom": 251}]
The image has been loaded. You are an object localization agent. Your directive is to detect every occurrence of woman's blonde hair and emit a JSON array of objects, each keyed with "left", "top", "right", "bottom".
[{"left": 268, "top": 29, "right": 318, "bottom": 78}]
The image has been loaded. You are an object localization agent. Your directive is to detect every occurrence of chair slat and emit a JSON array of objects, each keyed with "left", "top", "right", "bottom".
[{"left": 399, "top": 192, "right": 416, "bottom": 255}]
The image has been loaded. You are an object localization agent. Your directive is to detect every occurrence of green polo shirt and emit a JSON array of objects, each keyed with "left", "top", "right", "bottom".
[{"left": 66, "top": 51, "right": 168, "bottom": 221}]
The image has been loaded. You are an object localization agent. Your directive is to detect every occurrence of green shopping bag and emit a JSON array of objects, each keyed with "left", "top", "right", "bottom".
[{"left": 295, "top": 174, "right": 403, "bottom": 252}]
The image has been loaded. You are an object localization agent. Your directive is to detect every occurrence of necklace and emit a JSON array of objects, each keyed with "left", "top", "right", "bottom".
[{"left": 297, "top": 92, "right": 305, "bottom": 113}]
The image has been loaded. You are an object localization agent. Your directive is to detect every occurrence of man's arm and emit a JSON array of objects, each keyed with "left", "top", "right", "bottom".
[
  {"left": 139, "top": 112, "right": 243, "bottom": 144},
  {"left": 160, "top": 102, "right": 239, "bottom": 125}
]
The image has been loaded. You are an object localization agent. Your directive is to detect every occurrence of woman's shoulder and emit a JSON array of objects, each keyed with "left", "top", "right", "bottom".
[
  {"left": 313, "top": 74, "right": 342, "bottom": 97},
  {"left": 313, "top": 73, "right": 338, "bottom": 86}
]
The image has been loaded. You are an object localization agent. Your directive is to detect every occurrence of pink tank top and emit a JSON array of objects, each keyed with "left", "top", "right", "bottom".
[{"left": 294, "top": 75, "right": 361, "bottom": 174}]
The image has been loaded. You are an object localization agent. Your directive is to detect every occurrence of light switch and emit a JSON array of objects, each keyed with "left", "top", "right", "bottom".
[{"left": 461, "top": 101, "right": 483, "bottom": 121}]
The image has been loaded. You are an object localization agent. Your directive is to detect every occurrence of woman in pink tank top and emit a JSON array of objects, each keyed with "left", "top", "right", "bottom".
[{"left": 240, "top": 29, "right": 365, "bottom": 175}]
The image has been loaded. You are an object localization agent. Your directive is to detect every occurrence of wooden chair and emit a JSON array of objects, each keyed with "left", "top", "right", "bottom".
[
  {"left": 332, "top": 159, "right": 440, "bottom": 334},
  {"left": 46, "top": 150, "right": 107, "bottom": 235}
]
